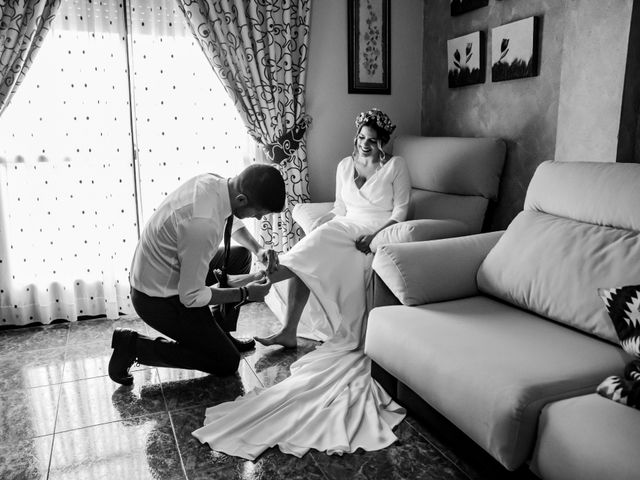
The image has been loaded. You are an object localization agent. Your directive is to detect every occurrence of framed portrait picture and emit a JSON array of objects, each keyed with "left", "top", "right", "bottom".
[
  {"left": 447, "top": 31, "right": 485, "bottom": 88},
  {"left": 450, "top": 0, "right": 488, "bottom": 17},
  {"left": 348, "top": 0, "right": 391, "bottom": 94},
  {"left": 491, "top": 16, "right": 540, "bottom": 82}
]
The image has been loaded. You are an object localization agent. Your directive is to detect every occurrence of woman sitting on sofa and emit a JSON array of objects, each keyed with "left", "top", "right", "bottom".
[{"left": 192, "top": 108, "right": 411, "bottom": 460}]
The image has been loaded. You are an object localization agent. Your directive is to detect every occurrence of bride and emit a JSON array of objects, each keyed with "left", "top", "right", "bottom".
[{"left": 192, "top": 108, "right": 411, "bottom": 460}]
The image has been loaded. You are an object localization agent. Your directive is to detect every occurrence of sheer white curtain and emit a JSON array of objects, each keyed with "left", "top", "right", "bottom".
[
  {"left": 128, "top": 0, "right": 248, "bottom": 225},
  {"left": 0, "top": 0, "right": 249, "bottom": 326},
  {"left": 0, "top": 0, "right": 136, "bottom": 326}
]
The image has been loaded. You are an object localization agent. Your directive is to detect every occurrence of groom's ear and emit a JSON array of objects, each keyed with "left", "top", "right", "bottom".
[{"left": 234, "top": 193, "right": 249, "bottom": 207}]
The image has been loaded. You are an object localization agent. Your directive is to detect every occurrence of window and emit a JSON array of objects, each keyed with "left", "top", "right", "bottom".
[{"left": 0, "top": 0, "right": 247, "bottom": 325}]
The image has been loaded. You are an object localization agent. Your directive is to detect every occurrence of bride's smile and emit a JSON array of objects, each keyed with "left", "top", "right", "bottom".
[{"left": 357, "top": 126, "right": 380, "bottom": 159}]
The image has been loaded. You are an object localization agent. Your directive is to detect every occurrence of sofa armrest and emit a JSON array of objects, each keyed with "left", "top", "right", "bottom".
[
  {"left": 292, "top": 202, "right": 333, "bottom": 234},
  {"left": 371, "top": 219, "right": 469, "bottom": 252},
  {"left": 372, "top": 231, "right": 504, "bottom": 305}
]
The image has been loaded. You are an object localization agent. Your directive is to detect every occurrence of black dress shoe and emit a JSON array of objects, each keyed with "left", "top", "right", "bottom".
[
  {"left": 109, "top": 328, "right": 139, "bottom": 385},
  {"left": 226, "top": 332, "right": 256, "bottom": 352}
]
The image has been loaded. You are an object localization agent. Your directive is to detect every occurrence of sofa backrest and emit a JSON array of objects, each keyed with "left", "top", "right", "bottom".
[
  {"left": 477, "top": 160, "right": 640, "bottom": 344},
  {"left": 392, "top": 136, "right": 506, "bottom": 233}
]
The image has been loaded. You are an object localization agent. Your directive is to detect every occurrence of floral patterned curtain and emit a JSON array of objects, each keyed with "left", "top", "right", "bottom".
[
  {"left": 0, "top": 0, "right": 61, "bottom": 114},
  {"left": 176, "top": 0, "right": 312, "bottom": 251}
]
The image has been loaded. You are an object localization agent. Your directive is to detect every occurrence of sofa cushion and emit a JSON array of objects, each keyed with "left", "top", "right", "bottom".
[
  {"left": 291, "top": 202, "right": 332, "bottom": 233},
  {"left": 392, "top": 136, "right": 505, "bottom": 199},
  {"left": 365, "top": 296, "right": 629, "bottom": 470},
  {"left": 531, "top": 394, "right": 640, "bottom": 480},
  {"left": 370, "top": 218, "right": 469, "bottom": 252},
  {"left": 408, "top": 189, "right": 487, "bottom": 232},
  {"left": 478, "top": 161, "right": 640, "bottom": 344},
  {"left": 525, "top": 161, "right": 640, "bottom": 232},
  {"left": 372, "top": 232, "right": 503, "bottom": 305},
  {"left": 477, "top": 211, "right": 640, "bottom": 344}
]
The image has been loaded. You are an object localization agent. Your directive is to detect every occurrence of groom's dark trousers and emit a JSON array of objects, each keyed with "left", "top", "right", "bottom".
[{"left": 130, "top": 246, "right": 251, "bottom": 375}]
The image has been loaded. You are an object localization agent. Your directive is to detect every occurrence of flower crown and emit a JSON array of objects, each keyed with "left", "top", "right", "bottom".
[{"left": 355, "top": 108, "right": 396, "bottom": 136}]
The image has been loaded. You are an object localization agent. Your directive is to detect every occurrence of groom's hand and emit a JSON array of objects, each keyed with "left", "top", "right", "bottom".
[
  {"left": 257, "top": 248, "right": 279, "bottom": 273},
  {"left": 246, "top": 274, "right": 272, "bottom": 301}
]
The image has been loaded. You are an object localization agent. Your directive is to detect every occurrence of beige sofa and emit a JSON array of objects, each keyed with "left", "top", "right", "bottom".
[{"left": 366, "top": 160, "right": 640, "bottom": 478}]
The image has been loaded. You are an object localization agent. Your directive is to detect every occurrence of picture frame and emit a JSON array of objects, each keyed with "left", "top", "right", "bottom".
[
  {"left": 450, "top": 0, "right": 489, "bottom": 17},
  {"left": 491, "top": 16, "right": 540, "bottom": 82},
  {"left": 347, "top": 0, "right": 391, "bottom": 94},
  {"left": 447, "top": 30, "right": 485, "bottom": 88}
]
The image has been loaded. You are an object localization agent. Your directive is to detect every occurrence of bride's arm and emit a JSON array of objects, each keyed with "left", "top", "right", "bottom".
[{"left": 356, "top": 157, "right": 411, "bottom": 254}]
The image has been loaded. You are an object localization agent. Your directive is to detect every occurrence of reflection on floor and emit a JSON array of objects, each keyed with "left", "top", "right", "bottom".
[{"left": 0, "top": 302, "right": 504, "bottom": 479}]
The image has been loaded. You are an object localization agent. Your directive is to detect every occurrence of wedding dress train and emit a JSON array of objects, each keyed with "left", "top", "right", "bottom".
[{"left": 192, "top": 156, "right": 409, "bottom": 459}]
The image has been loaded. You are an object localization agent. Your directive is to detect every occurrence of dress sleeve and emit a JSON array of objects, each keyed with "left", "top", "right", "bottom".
[
  {"left": 177, "top": 217, "right": 218, "bottom": 308},
  {"left": 389, "top": 156, "right": 411, "bottom": 223},
  {"left": 330, "top": 158, "right": 348, "bottom": 217}
]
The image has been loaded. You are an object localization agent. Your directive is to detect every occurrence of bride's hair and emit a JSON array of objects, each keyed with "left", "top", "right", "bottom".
[{"left": 351, "top": 108, "right": 395, "bottom": 161}]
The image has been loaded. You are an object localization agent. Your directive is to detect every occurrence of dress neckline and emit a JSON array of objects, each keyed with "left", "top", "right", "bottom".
[{"left": 352, "top": 156, "right": 389, "bottom": 190}]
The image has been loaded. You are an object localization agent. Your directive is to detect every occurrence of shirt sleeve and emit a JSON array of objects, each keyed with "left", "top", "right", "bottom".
[
  {"left": 389, "top": 156, "right": 411, "bottom": 223},
  {"left": 177, "top": 217, "right": 219, "bottom": 308},
  {"left": 331, "top": 158, "right": 348, "bottom": 216}
]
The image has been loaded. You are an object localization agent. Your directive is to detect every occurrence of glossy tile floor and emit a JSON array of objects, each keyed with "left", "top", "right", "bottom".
[{"left": 0, "top": 302, "right": 515, "bottom": 480}]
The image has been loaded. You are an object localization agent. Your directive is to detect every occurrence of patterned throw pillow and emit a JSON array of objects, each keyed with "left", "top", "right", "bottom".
[
  {"left": 599, "top": 285, "right": 640, "bottom": 357},
  {"left": 597, "top": 373, "right": 640, "bottom": 409},
  {"left": 596, "top": 285, "right": 640, "bottom": 409}
]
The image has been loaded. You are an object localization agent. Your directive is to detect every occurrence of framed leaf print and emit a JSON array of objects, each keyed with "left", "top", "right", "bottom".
[
  {"left": 447, "top": 31, "right": 485, "bottom": 88},
  {"left": 491, "top": 16, "right": 540, "bottom": 82},
  {"left": 348, "top": 0, "right": 391, "bottom": 94}
]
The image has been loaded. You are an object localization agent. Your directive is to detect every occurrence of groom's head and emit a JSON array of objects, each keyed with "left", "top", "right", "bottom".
[{"left": 230, "top": 164, "right": 286, "bottom": 219}]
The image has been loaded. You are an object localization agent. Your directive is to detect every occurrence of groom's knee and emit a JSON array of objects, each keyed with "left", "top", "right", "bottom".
[{"left": 228, "top": 246, "right": 252, "bottom": 275}]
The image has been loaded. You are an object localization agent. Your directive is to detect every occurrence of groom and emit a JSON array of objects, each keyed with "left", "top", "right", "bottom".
[{"left": 108, "top": 164, "right": 286, "bottom": 385}]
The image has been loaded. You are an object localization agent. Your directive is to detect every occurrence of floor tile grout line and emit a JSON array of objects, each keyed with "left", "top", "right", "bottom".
[
  {"left": 159, "top": 375, "right": 189, "bottom": 480},
  {"left": 6, "top": 367, "right": 158, "bottom": 395},
  {"left": 45, "top": 373, "right": 67, "bottom": 479},
  {"left": 50, "top": 412, "right": 171, "bottom": 436},
  {"left": 45, "top": 430, "right": 56, "bottom": 479},
  {"left": 404, "top": 418, "right": 474, "bottom": 480},
  {"left": 242, "top": 356, "right": 266, "bottom": 388},
  {"left": 42, "top": 323, "right": 73, "bottom": 478}
]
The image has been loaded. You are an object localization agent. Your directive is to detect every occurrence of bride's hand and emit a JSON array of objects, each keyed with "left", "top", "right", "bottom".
[{"left": 355, "top": 234, "right": 376, "bottom": 254}]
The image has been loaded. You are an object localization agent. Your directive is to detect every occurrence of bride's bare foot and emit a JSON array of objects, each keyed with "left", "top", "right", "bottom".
[
  {"left": 254, "top": 330, "right": 298, "bottom": 349},
  {"left": 228, "top": 270, "right": 266, "bottom": 288}
]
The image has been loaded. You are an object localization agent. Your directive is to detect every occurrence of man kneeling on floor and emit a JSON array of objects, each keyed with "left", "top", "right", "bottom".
[{"left": 108, "top": 164, "right": 286, "bottom": 385}]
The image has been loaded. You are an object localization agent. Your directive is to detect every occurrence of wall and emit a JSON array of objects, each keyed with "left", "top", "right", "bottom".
[
  {"left": 617, "top": 0, "right": 640, "bottom": 164},
  {"left": 305, "top": 0, "right": 423, "bottom": 202},
  {"left": 422, "top": 0, "right": 635, "bottom": 230},
  {"left": 555, "top": 1, "right": 633, "bottom": 164}
]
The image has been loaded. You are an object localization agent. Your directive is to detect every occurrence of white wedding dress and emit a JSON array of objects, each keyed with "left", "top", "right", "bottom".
[{"left": 192, "top": 155, "right": 411, "bottom": 460}]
